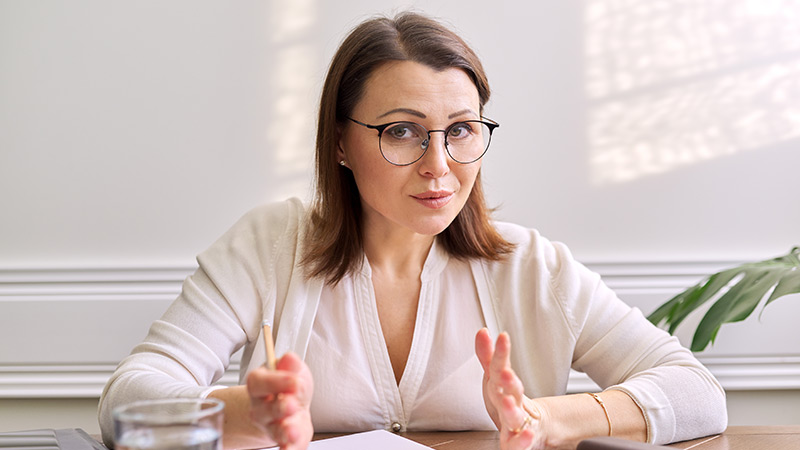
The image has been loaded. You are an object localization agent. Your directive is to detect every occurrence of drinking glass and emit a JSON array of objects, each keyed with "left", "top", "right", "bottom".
[{"left": 113, "top": 398, "right": 224, "bottom": 450}]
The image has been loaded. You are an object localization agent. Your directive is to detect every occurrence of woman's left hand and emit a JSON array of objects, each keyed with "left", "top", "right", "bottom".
[{"left": 475, "top": 328, "right": 549, "bottom": 450}]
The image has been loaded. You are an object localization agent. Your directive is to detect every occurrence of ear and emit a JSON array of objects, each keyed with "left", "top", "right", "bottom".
[{"left": 335, "top": 124, "right": 347, "bottom": 162}]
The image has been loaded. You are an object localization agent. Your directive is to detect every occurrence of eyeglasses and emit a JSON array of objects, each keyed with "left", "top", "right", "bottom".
[{"left": 346, "top": 116, "right": 499, "bottom": 166}]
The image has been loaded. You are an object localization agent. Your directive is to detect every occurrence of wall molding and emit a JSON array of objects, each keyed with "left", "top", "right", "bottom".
[
  {"left": 0, "top": 260, "right": 738, "bottom": 297},
  {"left": 566, "top": 355, "right": 800, "bottom": 393},
  {"left": 0, "top": 364, "right": 241, "bottom": 399},
  {"left": 2, "top": 357, "right": 798, "bottom": 399},
  {"left": 2, "top": 263, "right": 798, "bottom": 398}
]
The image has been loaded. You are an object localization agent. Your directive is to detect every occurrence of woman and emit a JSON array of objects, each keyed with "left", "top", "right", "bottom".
[{"left": 98, "top": 12, "right": 727, "bottom": 450}]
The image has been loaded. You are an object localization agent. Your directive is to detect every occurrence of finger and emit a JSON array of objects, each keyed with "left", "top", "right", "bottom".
[
  {"left": 276, "top": 352, "right": 314, "bottom": 404},
  {"left": 500, "top": 367, "right": 525, "bottom": 403},
  {"left": 263, "top": 408, "right": 303, "bottom": 446},
  {"left": 276, "top": 352, "right": 304, "bottom": 374},
  {"left": 246, "top": 366, "right": 298, "bottom": 398},
  {"left": 489, "top": 333, "right": 512, "bottom": 377},
  {"left": 475, "top": 328, "right": 495, "bottom": 372},
  {"left": 274, "top": 409, "right": 313, "bottom": 450},
  {"left": 249, "top": 394, "right": 286, "bottom": 429},
  {"left": 506, "top": 427, "right": 535, "bottom": 450},
  {"left": 482, "top": 334, "right": 514, "bottom": 408},
  {"left": 265, "top": 419, "right": 287, "bottom": 448},
  {"left": 500, "top": 393, "right": 531, "bottom": 435},
  {"left": 252, "top": 392, "right": 303, "bottom": 423}
]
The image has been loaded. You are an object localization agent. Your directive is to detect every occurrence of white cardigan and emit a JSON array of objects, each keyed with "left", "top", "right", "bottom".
[{"left": 98, "top": 198, "right": 727, "bottom": 445}]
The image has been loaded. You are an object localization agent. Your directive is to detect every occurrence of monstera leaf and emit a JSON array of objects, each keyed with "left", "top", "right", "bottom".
[{"left": 648, "top": 247, "right": 800, "bottom": 352}]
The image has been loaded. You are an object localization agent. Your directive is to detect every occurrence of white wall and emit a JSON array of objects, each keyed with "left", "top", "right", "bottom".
[{"left": 1, "top": 0, "right": 799, "bottom": 433}]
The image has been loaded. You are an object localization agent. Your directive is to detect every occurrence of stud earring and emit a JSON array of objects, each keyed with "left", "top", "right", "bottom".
[{"left": 339, "top": 160, "right": 346, "bottom": 166}]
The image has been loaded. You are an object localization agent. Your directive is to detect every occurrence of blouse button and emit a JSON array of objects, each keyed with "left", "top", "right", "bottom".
[{"left": 391, "top": 422, "right": 402, "bottom": 433}]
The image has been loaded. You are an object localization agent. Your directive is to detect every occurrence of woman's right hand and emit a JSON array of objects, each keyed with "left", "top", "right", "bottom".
[{"left": 246, "top": 352, "right": 314, "bottom": 450}]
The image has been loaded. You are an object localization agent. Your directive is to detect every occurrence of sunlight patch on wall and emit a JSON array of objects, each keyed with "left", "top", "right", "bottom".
[
  {"left": 585, "top": 0, "right": 800, "bottom": 185},
  {"left": 266, "top": 0, "right": 318, "bottom": 200}
]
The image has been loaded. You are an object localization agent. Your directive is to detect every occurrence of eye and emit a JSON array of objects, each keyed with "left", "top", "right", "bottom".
[
  {"left": 385, "top": 123, "right": 420, "bottom": 141},
  {"left": 447, "top": 122, "right": 476, "bottom": 140}
]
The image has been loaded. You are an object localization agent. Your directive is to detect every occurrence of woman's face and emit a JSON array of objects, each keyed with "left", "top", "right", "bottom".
[{"left": 338, "top": 60, "right": 483, "bottom": 239}]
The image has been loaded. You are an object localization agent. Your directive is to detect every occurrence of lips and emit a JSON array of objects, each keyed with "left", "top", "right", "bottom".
[{"left": 411, "top": 190, "right": 454, "bottom": 209}]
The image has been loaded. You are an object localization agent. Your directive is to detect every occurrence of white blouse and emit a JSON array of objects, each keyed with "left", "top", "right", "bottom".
[
  {"left": 98, "top": 198, "right": 727, "bottom": 446},
  {"left": 307, "top": 242, "right": 495, "bottom": 432}
]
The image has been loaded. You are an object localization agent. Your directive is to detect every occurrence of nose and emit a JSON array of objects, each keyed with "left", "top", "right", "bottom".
[{"left": 417, "top": 131, "right": 450, "bottom": 178}]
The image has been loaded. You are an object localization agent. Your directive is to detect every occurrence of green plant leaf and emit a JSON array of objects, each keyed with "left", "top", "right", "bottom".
[
  {"left": 647, "top": 247, "right": 800, "bottom": 352},
  {"left": 646, "top": 268, "right": 740, "bottom": 333},
  {"left": 763, "top": 248, "right": 800, "bottom": 308},
  {"left": 764, "top": 268, "right": 800, "bottom": 306},
  {"left": 665, "top": 268, "right": 741, "bottom": 334},
  {"left": 647, "top": 284, "right": 698, "bottom": 327},
  {"left": 690, "top": 268, "right": 787, "bottom": 351}
]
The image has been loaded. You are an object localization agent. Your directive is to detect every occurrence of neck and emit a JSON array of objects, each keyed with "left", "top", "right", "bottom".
[{"left": 362, "top": 223, "right": 435, "bottom": 278}]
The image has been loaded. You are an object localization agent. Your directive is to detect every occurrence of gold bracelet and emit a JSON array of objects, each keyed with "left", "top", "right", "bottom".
[{"left": 588, "top": 392, "right": 612, "bottom": 437}]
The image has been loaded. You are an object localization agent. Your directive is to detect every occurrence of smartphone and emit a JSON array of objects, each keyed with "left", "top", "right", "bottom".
[{"left": 577, "top": 437, "right": 669, "bottom": 449}]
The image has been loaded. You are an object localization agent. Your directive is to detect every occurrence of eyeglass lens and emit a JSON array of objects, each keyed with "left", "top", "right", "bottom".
[{"left": 379, "top": 121, "right": 492, "bottom": 165}]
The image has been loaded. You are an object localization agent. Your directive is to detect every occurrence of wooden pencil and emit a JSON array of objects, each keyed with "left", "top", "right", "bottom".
[{"left": 262, "top": 320, "right": 277, "bottom": 370}]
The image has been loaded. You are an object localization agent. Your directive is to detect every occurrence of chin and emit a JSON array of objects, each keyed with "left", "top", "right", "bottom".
[
  {"left": 414, "top": 202, "right": 469, "bottom": 235},
  {"left": 411, "top": 215, "right": 458, "bottom": 236}
]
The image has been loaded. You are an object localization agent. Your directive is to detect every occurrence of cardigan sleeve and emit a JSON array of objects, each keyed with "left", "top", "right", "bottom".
[
  {"left": 487, "top": 222, "right": 726, "bottom": 445},
  {"left": 554, "top": 243, "right": 728, "bottom": 444},
  {"left": 96, "top": 199, "right": 304, "bottom": 446}
]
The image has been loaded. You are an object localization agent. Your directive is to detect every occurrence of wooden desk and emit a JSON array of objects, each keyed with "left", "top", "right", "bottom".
[
  {"left": 93, "top": 425, "right": 800, "bottom": 450},
  {"left": 93, "top": 426, "right": 800, "bottom": 449},
  {"left": 379, "top": 426, "right": 800, "bottom": 449},
  {"left": 668, "top": 426, "right": 800, "bottom": 449}
]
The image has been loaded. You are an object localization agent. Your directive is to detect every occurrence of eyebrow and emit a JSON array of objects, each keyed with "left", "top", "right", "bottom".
[
  {"left": 448, "top": 109, "right": 477, "bottom": 119},
  {"left": 377, "top": 108, "right": 426, "bottom": 119},
  {"left": 376, "top": 108, "right": 478, "bottom": 120}
]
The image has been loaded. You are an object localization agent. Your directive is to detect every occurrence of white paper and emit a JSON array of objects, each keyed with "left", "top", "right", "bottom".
[{"left": 262, "top": 430, "right": 432, "bottom": 450}]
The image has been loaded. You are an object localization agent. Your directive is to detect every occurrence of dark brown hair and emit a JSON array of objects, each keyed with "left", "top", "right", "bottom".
[{"left": 302, "top": 11, "right": 514, "bottom": 284}]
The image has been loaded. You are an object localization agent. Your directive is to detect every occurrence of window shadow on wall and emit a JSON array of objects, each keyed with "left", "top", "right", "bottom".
[
  {"left": 586, "top": 0, "right": 800, "bottom": 185},
  {"left": 265, "top": 0, "right": 318, "bottom": 201}
]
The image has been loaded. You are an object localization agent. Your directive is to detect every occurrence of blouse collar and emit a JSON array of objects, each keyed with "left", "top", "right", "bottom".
[{"left": 358, "top": 237, "right": 450, "bottom": 283}]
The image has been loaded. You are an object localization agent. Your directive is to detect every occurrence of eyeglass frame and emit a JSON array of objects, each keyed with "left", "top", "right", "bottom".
[{"left": 345, "top": 116, "right": 500, "bottom": 166}]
